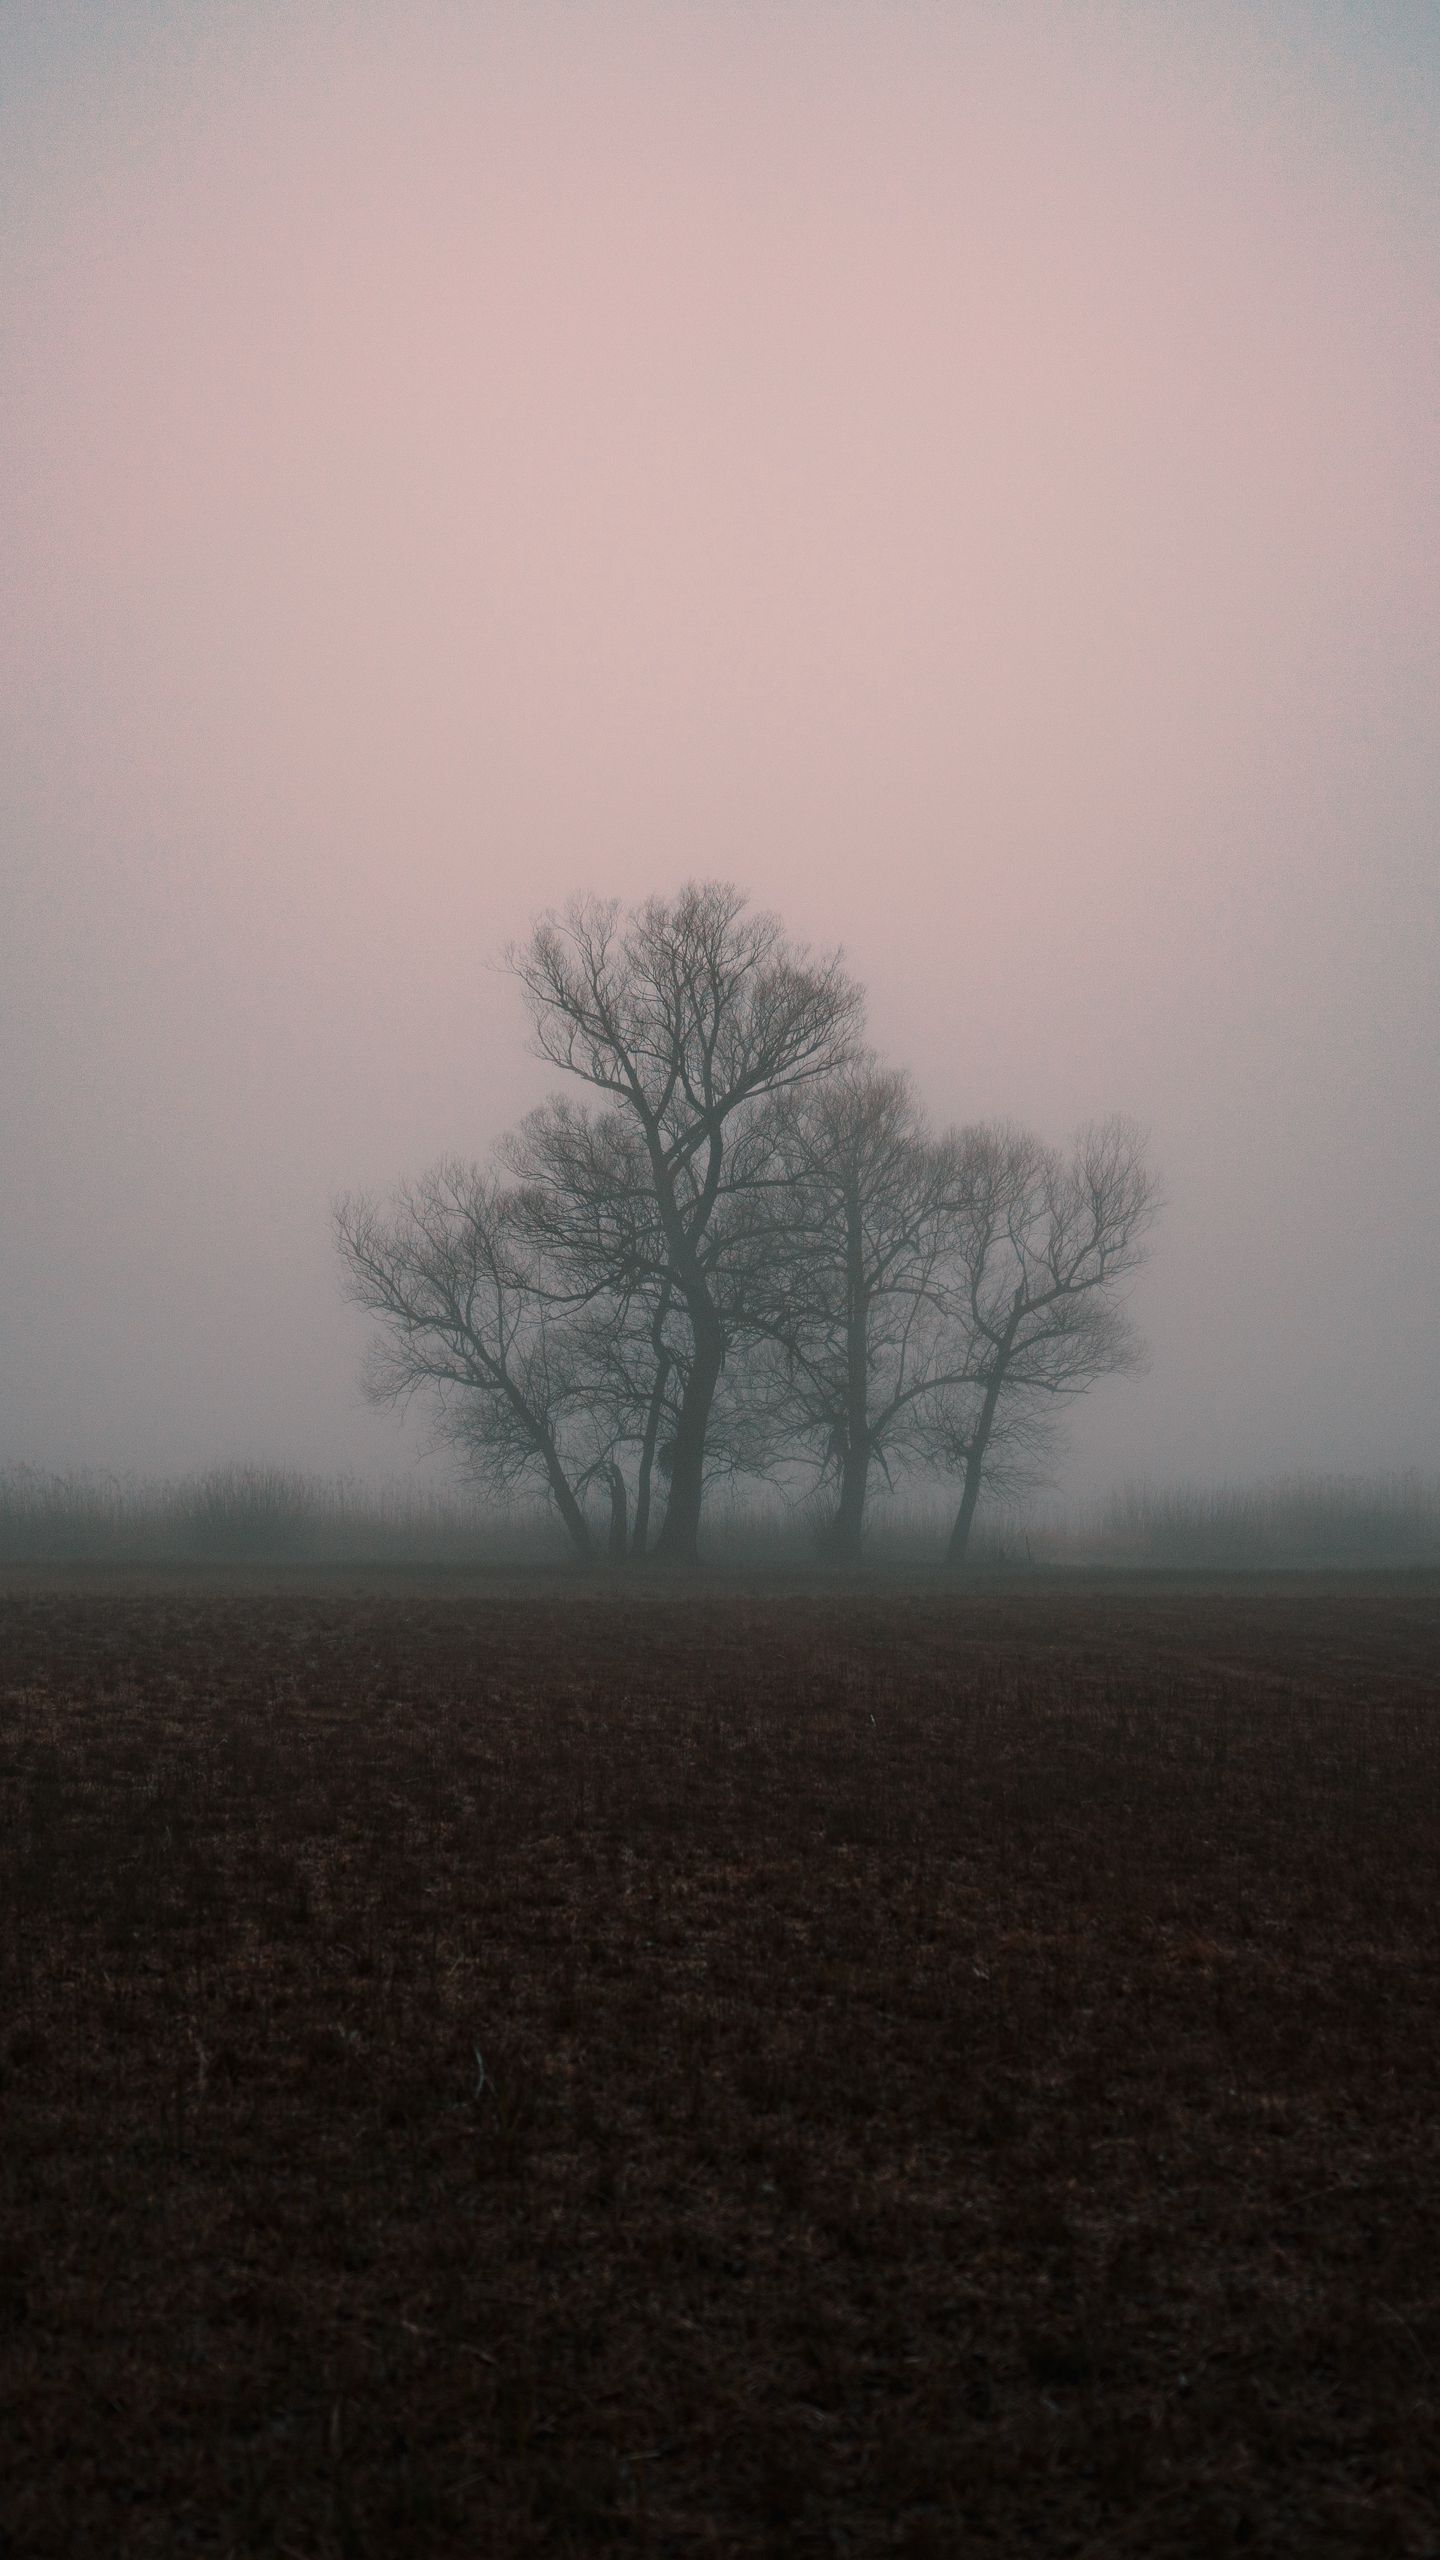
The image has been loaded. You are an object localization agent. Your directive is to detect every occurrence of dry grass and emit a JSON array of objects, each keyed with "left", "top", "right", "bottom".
[{"left": 1, "top": 1568, "right": 1437, "bottom": 2555}]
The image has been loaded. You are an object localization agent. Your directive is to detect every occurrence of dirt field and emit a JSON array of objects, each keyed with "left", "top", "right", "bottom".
[{"left": 1, "top": 1570, "right": 1437, "bottom": 2556}]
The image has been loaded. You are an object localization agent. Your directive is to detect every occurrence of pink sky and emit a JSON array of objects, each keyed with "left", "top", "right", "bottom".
[{"left": 3, "top": 2, "right": 1438, "bottom": 1497}]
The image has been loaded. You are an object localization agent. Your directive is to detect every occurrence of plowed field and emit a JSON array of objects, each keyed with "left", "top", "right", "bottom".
[{"left": 1, "top": 1572, "right": 1436, "bottom": 2555}]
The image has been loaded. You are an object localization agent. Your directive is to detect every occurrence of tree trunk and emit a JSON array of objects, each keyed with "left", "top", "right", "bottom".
[
  {"left": 827, "top": 1211, "right": 871, "bottom": 1565},
  {"left": 516, "top": 1393, "right": 595, "bottom": 1562},
  {"left": 943, "top": 1374, "right": 1009, "bottom": 1570},
  {"left": 825, "top": 1439, "right": 870, "bottom": 1565},
  {"left": 545, "top": 1455, "right": 595, "bottom": 1562},
  {"left": 606, "top": 1463, "right": 629, "bottom": 1561},
  {"left": 652, "top": 1319, "right": 724, "bottom": 1565},
  {"left": 944, "top": 1291, "right": 1024, "bottom": 1572},
  {"left": 631, "top": 1345, "right": 672, "bottom": 1559},
  {"left": 943, "top": 1438, "right": 988, "bottom": 1569}
]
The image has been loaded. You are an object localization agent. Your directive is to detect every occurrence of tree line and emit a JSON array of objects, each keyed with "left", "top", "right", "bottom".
[{"left": 335, "top": 883, "right": 1159, "bottom": 1567}]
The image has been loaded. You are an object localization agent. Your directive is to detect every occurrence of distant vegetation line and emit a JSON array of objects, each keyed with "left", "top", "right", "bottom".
[
  {"left": 1, "top": 1461, "right": 1436, "bottom": 1570},
  {"left": 1071, "top": 1471, "right": 1440, "bottom": 1569}
]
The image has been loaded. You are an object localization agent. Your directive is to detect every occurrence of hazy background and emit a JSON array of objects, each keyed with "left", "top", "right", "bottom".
[{"left": 3, "top": 0, "right": 1437, "bottom": 1507}]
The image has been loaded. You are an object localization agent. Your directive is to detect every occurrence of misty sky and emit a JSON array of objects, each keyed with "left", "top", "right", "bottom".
[{"left": 3, "top": 1, "right": 1437, "bottom": 1506}]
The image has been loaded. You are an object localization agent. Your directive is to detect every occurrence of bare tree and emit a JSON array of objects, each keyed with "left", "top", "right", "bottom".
[
  {"left": 337, "top": 897, "right": 1158, "bottom": 1577},
  {"left": 507, "top": 883, "right": 864, "bottom": 1562},
  {"left": 334, "top": 1161, "right": 602, "bottom": 1560},
  {"left": 752, "top": 1061, "right": 961, "bottom": 1561},
  {"left": 918, "top": 1116, "right": 1161, "bottom": 1566}
]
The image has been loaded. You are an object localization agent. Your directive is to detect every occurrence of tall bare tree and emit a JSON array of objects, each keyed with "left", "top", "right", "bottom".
[
  {"left": 507, "top": 883, "right": 864, "bottom": 1562},
  {"left": 334, "top": 1161, "right": 602, "bottom": 1560},
  {"left": 917, "top": 1116, "right": 1160, "bottom": 1566}
]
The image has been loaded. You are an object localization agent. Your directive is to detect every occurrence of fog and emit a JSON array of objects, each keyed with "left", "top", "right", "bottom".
[{"left": 4, "top": 1, "right": 1437, "bottom": 1510}]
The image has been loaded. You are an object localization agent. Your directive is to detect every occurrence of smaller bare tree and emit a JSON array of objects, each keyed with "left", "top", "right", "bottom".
[
  {"left": 752, "top": 1062, "right": 961, "bottom": 1561},
  {"left": 334, "top": 1161, "right": 602, "bottom": 1560},
  {"left": 918, "top": 1116, "right": 1161, "bottom": 1566}
]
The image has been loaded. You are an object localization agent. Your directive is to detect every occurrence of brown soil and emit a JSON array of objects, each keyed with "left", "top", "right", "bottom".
[{"left": 1, "top": 1571, "right": 1437, "bottom": 2555}]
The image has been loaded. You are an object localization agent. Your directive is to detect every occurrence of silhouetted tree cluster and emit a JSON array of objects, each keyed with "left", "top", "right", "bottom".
[{"left": 336, "top": 884, "right": 1159, "bottom": 1566}]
